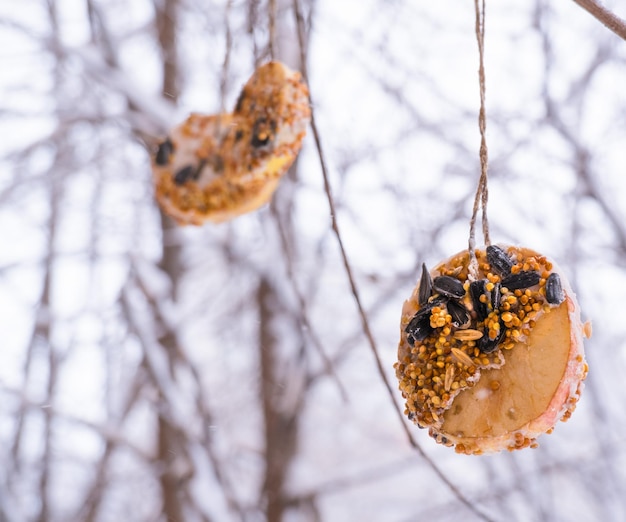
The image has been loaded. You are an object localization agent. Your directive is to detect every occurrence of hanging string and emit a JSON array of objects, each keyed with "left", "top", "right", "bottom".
[
  {"left": 268, "top": 0, "right": 277, "bottom": 60},
  {"left": 219, "top": 0, "right": 234, "bottom": 112},
  {"left": 468, "top": 0, "right": 491, "bottom": 278}
]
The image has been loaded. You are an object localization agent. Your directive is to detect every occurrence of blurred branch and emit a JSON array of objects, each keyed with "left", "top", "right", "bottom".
[
  {"left": 270, "top": 208, "right": 349, "bottom": 400},
  {"left": 152, "top": 1, "right": 189, "bottom": 519},
  {"left": 220, "top": 0, "right": 234, "bottom": 111},
  {"left": 258, "top": 277, "right": 300, "bottom": 522},
  {"left": 0, "top": 385, "right": 153, "bottom": 461},
  {"left": 71, "top": 45, "right": 175, "bottom": 139},
  {"left": 79, "top": 375, "right": 147, "bottom": 522},
  {"left": 247, "top": 0, "right": 261, "bottom": 64},
  {"left": 537, "top": 14, "right": 626, "bottom": 255},
  {"left": 284, "top": 456, "right": 416, "bottom": 503},
  {"left": 571, "top": 0, "right": 626, "bottom": 41},
  {"left": 131, "top": 260, "right": 246, "bottom": 519}
]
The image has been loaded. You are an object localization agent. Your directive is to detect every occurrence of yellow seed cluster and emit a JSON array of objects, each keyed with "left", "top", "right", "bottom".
[
  {"left": 395, "top": 246, "right": 560, "bottom": 432},
  {"left": 429, "top": 307, "right": 449, "bottom": 328}
]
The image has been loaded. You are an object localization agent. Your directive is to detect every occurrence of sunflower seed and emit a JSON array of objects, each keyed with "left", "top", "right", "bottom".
[
  {"left": 404, "top": 295, "right": 448, "bottom": 345},
  {"left": 501, "top": 271, "right": 540, "bottom": 291},
  {"left": 155, "top": 138, "right": 174, "bottom": 166},
  {"left": 453, "top": 329, "right": 484, "bottom": 341},
  {"left": 451, "top": 348, "right": 475, "bottom": 367},
  {"left": 444, "top": 365, "right": 455, "bottom": 391},
  {"left": 433, "top": 275, "right": 465, "bottom": 299},
  {"left": 478, "top": 338, "right": 501, "bottom": 354},
  {"left": 486, "top": 245, "right": 513, "bottom": 276},
  {"left": 405, "top": 307, "right": 434, "bottom": 345},
  {"left": 447, "top": 300, "right": 470, "bottom": 328},
  {"left": 251, "top": 117, "right": 276, "bottom": 148},
  {"left": 545, "top": 273, "right": 565, "bottom": 305},
  {"left": 478, "top": 323, "right": 505, "bottom": 354},
  {"left": 418, "top": 263, "right": 433, "bottom": 306},
  {"left": 174, "top": 164, "right": 195, "bottom": 185},
  {"left": 469, "top": 279, "right": 489, "bottom": 320},
  {"left": 490, "top": 282, "right": 501, "bottom": 310}
]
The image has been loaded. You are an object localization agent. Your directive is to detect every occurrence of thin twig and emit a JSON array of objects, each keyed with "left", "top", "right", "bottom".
[
  {"left": 219, "top": 0, "right": 234, "bottom": 112},
  {"left": 130, "top": 263, "right": 245, "bottom": 518},
  {"left": 79, "top": 374, "right": 146, "bottom": 522},
  {"left": 0, "top": 385, "right": 153, "bottom": 461},
  {"left": 257, "top": 276, "right": 300, "bottom": 522},
  {"left": 247, "top": 0, "right": 260, "bottom": 66},
  {"left": 270, "top": 208, "right": 349, "bottom": 401},
  {"left": 268, "top": 0, "right": 277, "bottom": 60},
  {"left": 571, "top": 0, "right": 626, "bottom": 41}
]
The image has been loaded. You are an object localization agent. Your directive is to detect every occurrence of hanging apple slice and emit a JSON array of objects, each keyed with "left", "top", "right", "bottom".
[
  {"left": 395, "top": 245, "right": 589, "bottom": 454},
  {"left": 152, "top": 61, "right": 310, "bottom": 225}
]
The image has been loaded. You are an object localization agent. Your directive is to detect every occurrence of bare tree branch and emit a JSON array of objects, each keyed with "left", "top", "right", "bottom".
[
  {"left": 258, "top": 277, "right": 300, "bottom": 522},
  {"left": 571, "top": 0, "right": 626, "bottom": 41}
]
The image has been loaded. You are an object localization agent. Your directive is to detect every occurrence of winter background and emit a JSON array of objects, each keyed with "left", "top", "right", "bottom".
[{"left": 1, "top": 0, "right": 626, "bottom": 521}]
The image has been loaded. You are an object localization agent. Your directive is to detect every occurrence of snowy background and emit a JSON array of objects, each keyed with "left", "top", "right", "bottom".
[{"left": 1, "top": 0, "right": 626, "bottom": 521}]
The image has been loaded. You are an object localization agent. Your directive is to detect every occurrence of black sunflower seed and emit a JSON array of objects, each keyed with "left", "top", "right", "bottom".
[
  {"left": 486, "top": 245, "right": 514, "bottom": 276},
  {"left": 418, "top": 263, "right": 433, "bottom": 306},
  {"left": 405, "top": 305, "right": 431, "bottom": 328},
  {"left": 155, "top": 138, "right": 174, "bottom": 166},
  {"left": 173, "top": 164, "right": 195, "bottom": 185},
  {"left": 447, "top": 300, "right": 470, "bottom": 328},
  {"left": 404, "top": 297, "right": 447, "bottom": 345},
  {"left": 405, "top": 311, "right": 433, "bottom": 345},
  {"left": 433, "top": 275, "right": 465, "bottom": 299},
  {"left": 478, "top": 335, "right": 500, "bottom": 354},
  {"left": 490, "top": 282, "right": 501, "bottom": 310},
  {"left": 429, "top": 295, "right": 449, "bottom": 308},
  {"left": 478, "top": 322, "right": 505, "bottom": 354},
  {"left": 251, "top": 117, "right": 276, "bottom": 148},
  {"left": 545, "top": 273, "right": 565, "bottom": 305},
  {"left": 501, "top": 271, "right": 541, "bottom": 291},
  {"left": 469, "top": 279, "right": 489, "bottom": 320}
]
